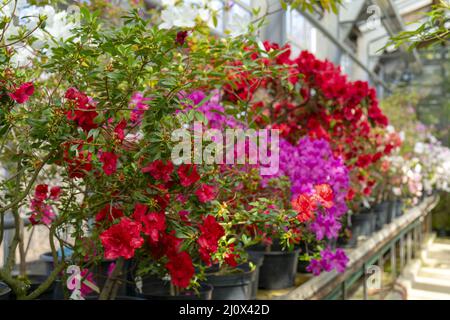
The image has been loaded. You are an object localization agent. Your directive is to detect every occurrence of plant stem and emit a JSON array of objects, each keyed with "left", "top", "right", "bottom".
[{"left": 99, "top": 258, "right": 124, "bottom": 300}]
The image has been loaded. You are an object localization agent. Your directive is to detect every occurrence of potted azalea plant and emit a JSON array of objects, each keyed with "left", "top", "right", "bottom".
[{"left": 0, "top": 0, "right": 277, "bottom": 300}]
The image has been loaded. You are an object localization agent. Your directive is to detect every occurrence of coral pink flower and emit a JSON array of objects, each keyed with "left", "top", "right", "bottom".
[
  {"left": 313, "top": 184, "right": 334, "bottom": 209},
  {"left": 291, "top": 193, "right": 316, "bottom": 223}
]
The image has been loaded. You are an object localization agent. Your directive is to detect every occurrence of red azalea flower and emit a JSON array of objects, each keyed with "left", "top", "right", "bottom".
[
  {"left": 141, "top": 160, "right": 174, "bottom": 182},
  {"left": 177, "top": 164, "right": 200, "bottom": 187},
  {"left": 95, "top": 204, "right": 124, "bottom": 223},
  {"left": 346, "top": 188, "right": 355, "bottom": 201},
  {"left": 165, "top": 251, "right": 195, "bottom": 288},
  {"left": 291, "top": 193, "right": 316, "bottom": 222},
  {"left": 197, "top": 215, "right": 225, "bottom": 266},
  {"left": 9, "top": 82, "right": 34, "bottom": 103},
  {"left": 224, "top": 244, "right": 238, "bottom": 267},
  {"left": 62, "top": 143, "right": 93, "bottom": 179},
  {"left": 132, "top": 203, "right": 167, "bottom": 243},
  {"left": 65, "top": 87, "right": 99, "bottom": 132},
  {"left": 356, "top": 154, "right": 372, "bottom": 168},
  {"left": 176, "top": 31, "right": 189, "bottom": 46},
  {"left": 98, "top": 151, "right": 118, "bottom": 176},
  {"left": 100, "top": 217, "right": 144, "bottom": 260},
  {"left": 178, "top": 210, "right": 190, "bottom": 222},
  {"left": 49, "top": 186, "right": 62, "bottom": 200},
  {"left": 34, "top": 184, "right": 49, "bottom": 201},
  {"left": 154, "top": 194, "right": 169, "bottom": 211},
  {"left": 195, "top": 184, "right": 216, "bottom": 203},
  {"left": 313, "top": 184, "right": 334, "bottom": 209},
  {"left": 114, "top": 119, "right": 127, "bottom": 141},
  {"left": 131, "top": 203, "right": 148, "bottom": 221}
]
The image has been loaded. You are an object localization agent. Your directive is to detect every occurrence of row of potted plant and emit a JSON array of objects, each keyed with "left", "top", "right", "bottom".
[{"left": 0, "top": 0, "right": 449, "bottom": 300}]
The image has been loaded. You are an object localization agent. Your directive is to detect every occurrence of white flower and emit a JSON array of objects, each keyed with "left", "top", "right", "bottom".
[
  {"left": 159, "top": 4, "right": 197, "bottom": 29},
  {"left": 10, "top": 44, "right": 34, "bottom": 67},
  {"left": 414, "top": 142, "right": 424, "bottom": 154}
]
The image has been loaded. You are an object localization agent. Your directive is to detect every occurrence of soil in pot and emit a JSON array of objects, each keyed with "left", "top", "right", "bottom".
[
  {"left": 247, "top": 242, "right": 300, "bottom": 290},
  {"left": 373, "top": 202, "right": 389, "bottom": 231},
  {"left": 0, "top": 282, "right": 11, "bottom": 300},
  {"left": 351, "top": 212, "right": 376, "bottom": 238},
  {"left": 139, "top": 279, "right": 212, "bottom": 300},
  {"left": 246, "top": 251, "right": 264, "bottom": 300},
  {"left": 205, "top": 263, "right": 255, "bottom": 300}
]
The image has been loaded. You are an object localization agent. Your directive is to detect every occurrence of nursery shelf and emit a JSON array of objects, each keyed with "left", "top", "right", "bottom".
[{"left": 257, "top": 196, "right": 440, "bottom": 300}]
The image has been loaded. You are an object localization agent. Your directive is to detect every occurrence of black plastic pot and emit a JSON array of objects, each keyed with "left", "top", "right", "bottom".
[
  {"left": 139, "top": 278, "right": 212, "bottom": 300},
  {"left": 337, "top": 232, "right": 358, "bottom": 248},
  {"left": 373, "top": 202, "right": 389, "bottom": 231},
  {"left": 297, "top": 259, "right": 311, "bottom": 273},
  {"left": 0, "top": 282, "right": 11, "bottom": 300},
  {"left": 351, "top": 212, "right": 376, "bottom": 238},
  {"left": 248, "top": 243, "right": 300, "bottom": 290},
  {"left": 395, "top": 199, "right": 404, "bottom": 217},
  {"left": 247, "top": 251, "right": 264, "bottom": 300},
  {"left": 386, "top": 201, "right": 396, "bottom": 223},
  {"left": 205, "top": 263, "right": 255, "bottom": 300}
]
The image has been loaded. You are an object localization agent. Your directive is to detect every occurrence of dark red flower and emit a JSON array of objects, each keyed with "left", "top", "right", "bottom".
[
  {"left": 132, "top": 203, "right": 166, "bottom": 243},
  {"left": 49, "top": 186, "right": 62, "bottom": 200},
  {"left": 34, "top": 184, "right": 49, "bottom": 201},
  {"left": 197, "top": 215, "right": 225, "bottom": 266},
  {"left": 165, "top": 251, "right": 195, "bottom": 288},
  {"left": 98, "top": 151, "right": 118, "bottom": 176},
  {"left": 224, "top": 244, "right": 238, "bottom": 267},
  {"left": 141, "top": 160, "right": 174, "bottom": 182},
  {"left": 195, "top": 184, "right": 216, "bottom": 203},
  {"left": 9, "top": 82, "right": 34, "bottom": 103},
  {"left": 176, "top": 31, "right": 189, "bottom": 46},
  {"left": 372, "top": 152, "right": 383, "bottom": 163},
  {"left": 114, "top": 119, "right": 127, "bottom": 141},
  {"left": 65, "top": 87, "right": 99, "bottom": 132},
  {"left": 177, "top": 164, "right": 200, "bottom": 187},
  {"left": 356, "top": 154, "right": 372, "bottom": 168},
  {"left": 100, "top": 217, "right": 144, "bottom": 260},
  {"left": 95, "top": 204, "right": 124, "bottom": 223}
]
